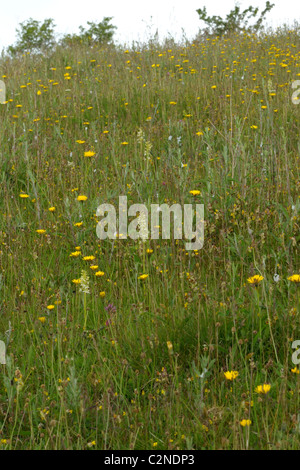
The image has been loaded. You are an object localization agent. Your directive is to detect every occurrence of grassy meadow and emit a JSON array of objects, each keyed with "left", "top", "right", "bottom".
[{"left": 0, "top": 26, "right": 299, "bottom": 450}]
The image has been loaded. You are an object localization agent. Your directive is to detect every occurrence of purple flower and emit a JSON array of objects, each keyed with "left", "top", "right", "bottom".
[{"left": 105, "top": 304, "right": 116, "bottom": 313}]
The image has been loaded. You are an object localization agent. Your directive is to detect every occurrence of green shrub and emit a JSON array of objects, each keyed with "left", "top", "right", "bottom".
[
  {"left": 196, "top": 2, "right": 274, "bottom": 37},
  {"left": 8, "top": 18, "right": 56, "bottom": 55},
  {"left": 60, "top": 17, "right": 117, "bottom": 47}
]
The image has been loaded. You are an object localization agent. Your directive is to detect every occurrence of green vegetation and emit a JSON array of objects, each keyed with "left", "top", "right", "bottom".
[
  {"left": 197, "top": 2, "right": 275, "bottom": 36},
  {"left": 7, "top": 17, "right": 117, "bottom": 55},
  {"left": 0, "top": 16, "right": 299, "bottom": 450},
  {"left": 7, "top": 18, "right": 56, "bottom": 55}
]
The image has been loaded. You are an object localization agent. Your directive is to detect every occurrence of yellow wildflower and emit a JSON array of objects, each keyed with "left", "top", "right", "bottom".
[
  {"left": 189, "top": 190, "right": 201, "bottom": 196},
  {"left": 224, "top": 371, "right": 239, "bottom": 381},
  {"left": 247, "top": 275, "right": 264, "bottom": 285},
  {"left": 288, "top": 274, "right": 300, "bottom": 283},
  {"left": 255, "top": 384, "right": 271, "bottom": 394},
  {"left": 240, "top": 419, "right": 251, "bottom": 427}
]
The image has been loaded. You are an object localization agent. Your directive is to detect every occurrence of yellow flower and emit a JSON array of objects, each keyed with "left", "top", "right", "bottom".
[
  {"left": 255, "top": 384, "right": 271, "bottom": 394},
  {"left": 99, "top": 291, "right": 105, "bottom": 297},
  {"left": 72, "top": 279, "right": 81, "bottom": 284},
  {"left": 47, "top": 305, "right": 55, "bottom": 310},
  {"left": 76, "top": 140, "right": 85, "bottom": 144},
  {"left": 74, "top": 222, "right": 83, "bottom": 227},
  {"left": 38, "top": 317, "right": 46, "bottom": 323},
  {"left": 87, "top": 441, "right": 96, "bottom": 447},
  {"left": 138, "top": 274, "right": 149, "bottom": 280},
  {"left": 36, "top": 229, "right": 46, "bottom": 234},
  {"left": 77, "top": 195, "right": 88, "bottom": 201},
  {"left": 70, "top": 251, "right": 81, "bottom": 257},
  {"left": 48, "top": 207, "right": 55, "bottom": 212},
  {"left": 19, "top": 193, "right": 30, "bottom": 198},
  {"left": 247, "top": 275, "right": 264, "bottom": 285},
  {"left": 240, "top": 419, "right": 251, "bottom": 427},
  {"left": 121, "top": 141, "right": 129, "bottom": 145},
  {"left": 83, "top": 256, "right": 95, "bottom": 261},
  {"left": 84, "top": 151, "right": 96, "bottom": 157},
  {"left": 224, "top": 371, "right": 239, "bottom": 381},
  {"left": 291, "top": 367, "right": 300, "bottom": 374},
  {"left": 288, "top": 274, "right": 300, "bottom": 283},
  {"left": 189, "top": 190, "right": 201, "bottom": 196},
  {"left": 95, "top": 271, "right": 105, "bottom": 277}
]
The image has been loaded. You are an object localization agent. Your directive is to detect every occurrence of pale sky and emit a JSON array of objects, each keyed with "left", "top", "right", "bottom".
[{"left": 0, "top": 0, "right": 299, "bottom": 50}]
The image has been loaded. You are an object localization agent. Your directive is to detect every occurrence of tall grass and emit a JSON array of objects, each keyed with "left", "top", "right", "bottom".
[{"left": 0, "top": 26, "right": 299, "bottom": 450}]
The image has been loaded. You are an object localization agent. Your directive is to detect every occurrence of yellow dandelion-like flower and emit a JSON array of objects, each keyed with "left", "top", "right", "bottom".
[
  {"left": 288, "top": 274, "right": 300, "bottom": 283},
  {"left": 99, "top": 291, "right": 105, "bottom": 297},
  {"left": 70, "top": 251, "right": 81, "bottom": 257},
  {"left": 84, "top": 151, "right": 96, "bottom": 157},
  {"left": 247, "top": 275, "right": 264, "bottom": 285},
  {"left": 95, "top": 271, "right": 105, "bottom": 277},
  {"left": 240, "top": 419, "right": 251, "bottom": 427},
  {"left": 48, "top": 207, "right": 55, "bottom": 212},
  {"left": 38, "top": 317, "right": 46, "bottom": 323},
  {"left": 77, "top": 195, "right": 88, "bottom": 201},
  {"left": 19, "top": 193, "right": 30, "bottom": 198},
  {"left": 291, "top": 367, "right": 300, "bottom": 374},
  {"left": 36, "top": 229, "right": 46, "bottom": 234},
  {"left": 83, "top": 256, "right": 95, "bottom": 261},
  {"left": 72, "top": 279, "right": 81, "bottom": 284},
  {"left": 255, "top": 384, "right": 271, "bottom": 394},
  {"left": 47, "top": 305, "right": 55, "bottom": 310},
  {"left": 189, "top": 190, "right": 201, "bottom": 196},
  {"left": 138, "top": 274, "right": 149, "bottom": 280},
  {"left": 224, "top": 371, "right": 239, "bottom": 381}
]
